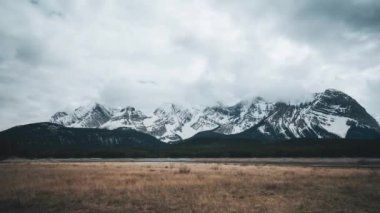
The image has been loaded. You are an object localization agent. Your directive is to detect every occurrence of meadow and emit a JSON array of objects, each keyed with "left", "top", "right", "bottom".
[{"left": 0, "top": 161, "right": 379, "bottom": 212}]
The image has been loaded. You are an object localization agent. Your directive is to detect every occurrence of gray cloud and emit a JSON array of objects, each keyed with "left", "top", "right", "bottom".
[
  {"left": 296, "top": 0, "right": 380, "bottom": 32},
  {"left": 0, "top": 0, "right": 380, "bottom": 130}
]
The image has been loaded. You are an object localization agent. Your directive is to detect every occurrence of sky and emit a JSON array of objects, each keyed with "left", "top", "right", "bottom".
[{"left": 0, "top": 0, "right": 380, "bottom": 130}]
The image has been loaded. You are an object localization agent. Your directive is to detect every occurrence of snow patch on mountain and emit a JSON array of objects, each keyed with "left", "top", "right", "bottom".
[{"left": 310, "top": 111, "right": 351, "bottom": 138}]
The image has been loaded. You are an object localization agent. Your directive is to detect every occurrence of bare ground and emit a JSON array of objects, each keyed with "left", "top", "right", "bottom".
[{"left": 0, "top": 161, "right": 379, "bottom": 213}]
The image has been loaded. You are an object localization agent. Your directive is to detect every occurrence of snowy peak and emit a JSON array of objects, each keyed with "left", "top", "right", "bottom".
[
  {"left": 50, "top": 103, "right": 112, "bottom": 128},
  {"left": 50, "top": 112, "right": 71, "bottom": 126},
  {"left": 70, "top": 103, "right": 112, "bottom": 128},
  {"left": 312, "top": 89, "right": 357, "bottom": 115},
  {"left": 101, "top": 106, "right": 148, "bottom": 131},
  {"left": 312, "top": 89, "right": 379, "bottom": 129},
  {"left": 200, "top": 97, "right": 273, "bottom": 134},
  {"left": 147, "top": 103, "right": 195, "bottom": 142}
]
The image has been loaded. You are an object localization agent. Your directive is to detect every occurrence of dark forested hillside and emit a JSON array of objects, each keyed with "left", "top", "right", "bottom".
[
  {"left": 0, "top": 122, "right": 379, "bottom": 158},
  {"left": 0, "top": 123, "right": 165, "bottom": 158}
]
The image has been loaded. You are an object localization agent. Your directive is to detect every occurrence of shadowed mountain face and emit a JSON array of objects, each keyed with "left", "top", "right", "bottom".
[{"left": 49, "top": 89, "right": 380, "bottom": 142}]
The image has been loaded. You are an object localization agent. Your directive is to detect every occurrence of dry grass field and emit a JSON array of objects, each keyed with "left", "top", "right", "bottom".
[{"left": 0, "top": 161, "right": 379, "bottom": 213}]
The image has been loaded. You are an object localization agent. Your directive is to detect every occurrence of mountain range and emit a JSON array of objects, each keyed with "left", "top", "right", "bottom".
[
  {"left": 49, "top": 89, "right": 380, "bottom": 142},
  {"left": 1, "top": 88, "right": 380, "bottom": 158}
]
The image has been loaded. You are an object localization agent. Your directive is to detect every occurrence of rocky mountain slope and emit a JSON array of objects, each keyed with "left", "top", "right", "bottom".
[{"left": 50, "top": 89, "right": 380, "bottom": 142}]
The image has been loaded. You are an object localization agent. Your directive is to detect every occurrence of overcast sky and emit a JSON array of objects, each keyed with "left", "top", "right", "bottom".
[{"left": 1, "top": 0, "right": 380, "bottom": 130}]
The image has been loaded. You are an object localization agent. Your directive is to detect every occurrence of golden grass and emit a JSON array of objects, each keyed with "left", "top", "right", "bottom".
[{"left": 0, "top": 162, "right": 379, "bottom": 213}]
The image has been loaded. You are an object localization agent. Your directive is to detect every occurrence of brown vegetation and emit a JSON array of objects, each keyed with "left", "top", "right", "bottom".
[
  {"left": 0, "top": 162, "right": 379, "bottom": 212},
  {"left": 178, "top": 164, "right": 191, "bottom": 174}
]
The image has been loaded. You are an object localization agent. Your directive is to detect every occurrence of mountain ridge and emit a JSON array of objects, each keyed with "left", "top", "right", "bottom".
[{"left": 50, "top": 89, "right": 380, "bottom": 142}]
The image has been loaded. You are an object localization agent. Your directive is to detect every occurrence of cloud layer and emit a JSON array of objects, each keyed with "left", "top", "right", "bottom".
[{"left": 1, "top": 0, "right": 380, "bottom": 130}]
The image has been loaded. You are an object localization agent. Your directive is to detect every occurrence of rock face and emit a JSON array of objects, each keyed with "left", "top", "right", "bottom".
[{"left": 50, "top": 89, "right": 380, "bottom": 142}]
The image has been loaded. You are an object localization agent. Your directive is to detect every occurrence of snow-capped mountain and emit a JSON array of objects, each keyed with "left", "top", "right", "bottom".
[
  {"left": 239, "top": 89, "right": 379, "bottom": 140},
  {"left": 50, "top": 89, "right": 380, "bottom": 142},
  {"left": 50, "top": 100, "right": 275, "bottom": 142}
]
